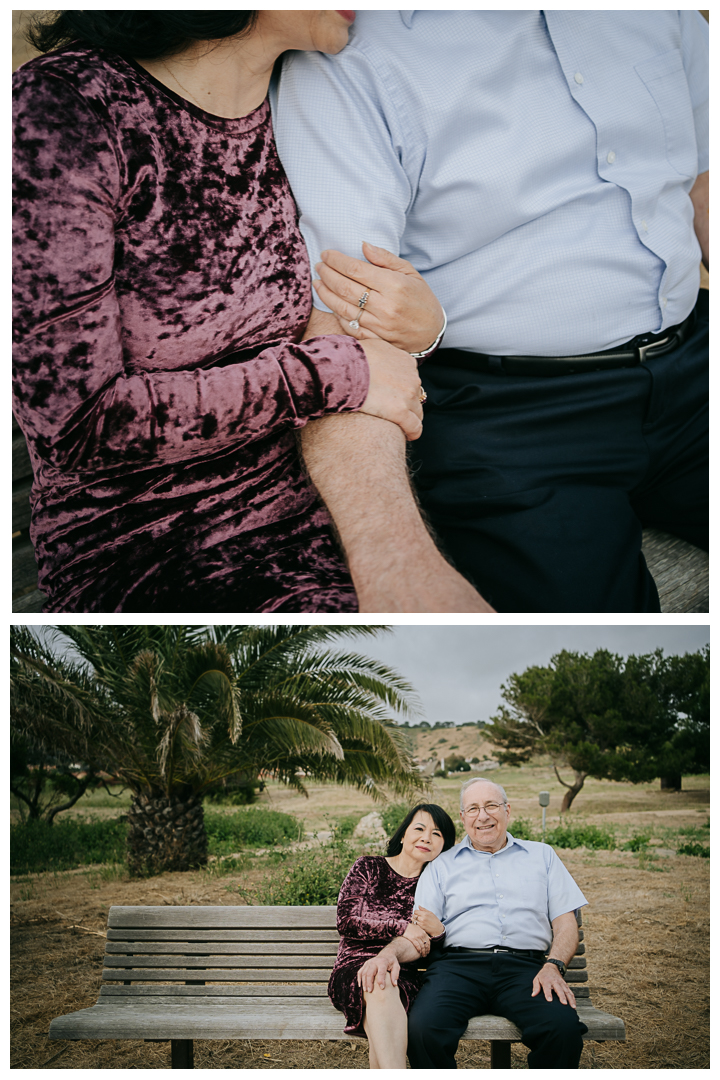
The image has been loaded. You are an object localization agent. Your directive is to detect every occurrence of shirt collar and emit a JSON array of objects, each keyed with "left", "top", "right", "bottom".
[
  {"left": 453, "top": 831, "right": 525, "bottom": 856},
  {"left": 400, "top": 11, "right": 414, "bottom": 28}
]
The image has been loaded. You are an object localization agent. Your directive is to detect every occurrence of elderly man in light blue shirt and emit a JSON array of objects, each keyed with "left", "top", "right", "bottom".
[
  {"left": 273, "top": 11, "right": 709, "bottom": 613},
  {"left": 357, "top": 777, "right": 589, "bottom": 1068}
]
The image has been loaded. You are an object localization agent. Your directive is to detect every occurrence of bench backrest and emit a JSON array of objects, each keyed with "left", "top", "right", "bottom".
[{"left": 100, "top": 905, "right": 588, "bottom": 1004}]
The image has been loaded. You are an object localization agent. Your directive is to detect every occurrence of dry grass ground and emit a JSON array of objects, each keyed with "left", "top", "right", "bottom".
[{"left": 11, "top": 768, "right": 708, "bottom": 1069}]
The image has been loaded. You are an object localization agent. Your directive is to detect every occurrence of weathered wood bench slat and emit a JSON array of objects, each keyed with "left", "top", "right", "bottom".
[
  {"left": 100, "top": 984, "right": 332, "bottom": 999},
  {"left": 97, "top": 982, "right": 591, "bottom": 1000},
  {"left": 107, "top": 906, "right": 339, "bottom": 928},
  {"left": 49, "top": 904, "right": 624, "bottom": 1068},
  {"left": 107, "top": 928, "right": 341, "bottom": 942},
  {"left": 104, "top": 954, "right": 336, "bottom": 970},
  {"left": 105, "top": 941, "right": 339, "bottom": 955},
  {"left": 101, "top": 967, "right": 334, "bottom": 982},
  {"left": 49, "top": 997, "right": 616, "bottom": 1043}
]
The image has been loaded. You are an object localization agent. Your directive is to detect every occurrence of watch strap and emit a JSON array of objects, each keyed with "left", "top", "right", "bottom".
[{"left": 545, "top": 957, "right": 567, "bottom": 977}]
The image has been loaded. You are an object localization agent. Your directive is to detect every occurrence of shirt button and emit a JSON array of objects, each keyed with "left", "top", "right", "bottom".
[
  {"left": 661, "top": 297, "right": 668, "bottom": 306},
  {"left": 606, "top": 150, "right": 616, "bottom": 163},
  {"left": 574, "top": 72, "right": 584, "bottom": 84},
  {"left": 641, "top": 220, "right": 649, "bottom": 231},
  {"left": 498, "top": 894, "right": 504, "bottom": 898}
]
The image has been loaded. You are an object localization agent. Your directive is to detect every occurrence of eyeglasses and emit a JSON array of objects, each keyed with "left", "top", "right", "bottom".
[{"left": 461, "top": 802, "right": 506, "bottom": 817}]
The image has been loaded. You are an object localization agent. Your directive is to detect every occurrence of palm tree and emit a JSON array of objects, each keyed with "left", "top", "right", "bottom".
[{"left": 10, "top": 624, "right": 426, "bottom": 875}]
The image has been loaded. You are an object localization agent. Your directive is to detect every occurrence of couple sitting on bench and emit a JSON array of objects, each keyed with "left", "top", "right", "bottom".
[
  {"left": 329, "top": 778, "right": 588, "bottom": 1069},
  {"left": 13, "top": 10, "right": 708, "bottom": 613}
]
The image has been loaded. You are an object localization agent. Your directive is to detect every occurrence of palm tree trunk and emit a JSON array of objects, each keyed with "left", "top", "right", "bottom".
[{"left": 126, "top": 791, "right": 208, "bottom": 876}]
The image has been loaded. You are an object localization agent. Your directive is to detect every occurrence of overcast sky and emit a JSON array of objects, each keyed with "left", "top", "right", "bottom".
[
  {"left": 357, "top": 624, "right": 709, "bottom": 725},
  {"left": 28, "top": 623, "right": 708, "bottom": 727}
]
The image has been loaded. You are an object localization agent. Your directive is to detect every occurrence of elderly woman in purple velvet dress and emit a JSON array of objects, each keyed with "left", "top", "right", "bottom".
[
  {"left": 328, "top": 804, "right": 455, "bottom": 1068},
  {"left": 12, "top": 10, "right": 456, "bottom": 613}
]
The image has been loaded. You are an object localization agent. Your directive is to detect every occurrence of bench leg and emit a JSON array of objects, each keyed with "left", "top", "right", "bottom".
[
  {"left": 171, "top": 1040, "right": 194, "bottom": 1068},
  {"left": 490, "top": 1040, "right": 511, "bottom": 1068}
]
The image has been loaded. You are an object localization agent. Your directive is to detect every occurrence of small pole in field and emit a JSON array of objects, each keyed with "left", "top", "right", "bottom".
[{"left": 539, "top": 791, "right": 550, "bottom": 842}]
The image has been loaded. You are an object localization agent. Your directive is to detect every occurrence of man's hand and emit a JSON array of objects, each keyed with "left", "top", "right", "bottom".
[
  {"left": 531, "top": 963, "right": 576, "bottom": 1008},
  {"left": 357, "top": 951, "right": 401, "bottom": 992},
  {"left": 401, "top": 922, "right": 431, "bottom": 957},
  {"left": 531, "top": 911, "right": 580, "bottom": 1006}
]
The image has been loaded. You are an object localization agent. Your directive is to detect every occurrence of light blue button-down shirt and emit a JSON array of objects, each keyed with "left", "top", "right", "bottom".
[
  {"left": 414, "top": 832, "right": 588, "bottom": 952},
  {"left": 272, "top": 10, "right": 708, "bottom": 356}
]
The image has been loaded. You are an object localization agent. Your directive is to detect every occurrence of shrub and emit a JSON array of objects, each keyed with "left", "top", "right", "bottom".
[
  {"left": 11, "top": 817, "right": 128, "bottom": 875},
  {"left": 204, "top": 808, "right": 302, "bottom": 853},
  {"left": 621, "top": 834, "right": 651, "bottom": 852},
  {"left": 676, "top": 842, "right": 709, "bottom": 858},
  {"left": 509, "top": 817, "right": 536, "bottom": 841},
  {"left": 544, "top": 822, "right": 616, "bottom": 851},
  {"left": 445, "top": 754, "right": 470, "bottom": 772}
]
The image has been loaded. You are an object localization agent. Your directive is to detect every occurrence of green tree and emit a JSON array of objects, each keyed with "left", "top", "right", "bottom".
[
  {"left": 485, "top": 648, "right": 709, "bottom": 811},
  {"left": 10, "top": 624, "right": 426, "bottom": 874}
]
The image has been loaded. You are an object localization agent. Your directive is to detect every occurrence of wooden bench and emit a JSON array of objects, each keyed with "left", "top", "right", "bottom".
[{"left": 47, "top": 904, "right": 625, "bottom": 1069}]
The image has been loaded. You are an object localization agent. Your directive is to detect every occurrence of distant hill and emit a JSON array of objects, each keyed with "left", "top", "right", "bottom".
[{"left": 401, "top": 724, "right": 499, "bottom": 765}]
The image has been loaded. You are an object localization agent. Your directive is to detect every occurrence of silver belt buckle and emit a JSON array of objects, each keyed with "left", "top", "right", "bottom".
[{"left": 637, "top": 335, "right": 669, "bottom": 363}]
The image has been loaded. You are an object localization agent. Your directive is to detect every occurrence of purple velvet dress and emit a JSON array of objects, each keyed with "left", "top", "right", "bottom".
[
  {"left": 12, "top": 46, "right": 368, "bottom": 612},
  {"left": 328, "top": 856, "right": 427, "bottom": 1037}
]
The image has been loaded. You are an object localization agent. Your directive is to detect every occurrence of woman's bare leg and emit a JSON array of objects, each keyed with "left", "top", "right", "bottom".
[{"left": 362, "top": 977, "right": 408, "bottom": 1069}]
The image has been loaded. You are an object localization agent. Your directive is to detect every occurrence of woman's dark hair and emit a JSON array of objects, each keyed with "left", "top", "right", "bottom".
[
  {"left": 386, "top": 803, "right": 456, "bottom": 860},
  {"left": 27, "top": 11, "right": 259, "bottom": 61}
]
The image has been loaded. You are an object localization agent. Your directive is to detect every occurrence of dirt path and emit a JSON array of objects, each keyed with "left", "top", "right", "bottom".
[{"left": 11, "top": 843, "right": 708, "bottom": 1070}]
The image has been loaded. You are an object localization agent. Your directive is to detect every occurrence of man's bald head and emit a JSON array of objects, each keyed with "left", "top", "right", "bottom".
[{"left": 459, "top": 777, "right": 507, "bottom": 811}]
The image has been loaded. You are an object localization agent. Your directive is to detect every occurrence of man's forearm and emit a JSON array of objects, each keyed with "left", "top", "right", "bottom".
[
  {"left": 378, "top": 936, "right": 425, "bottom": 964},
  {"left": 547, "top": 919, "right": 580, "bottom": 967},
  {"left": 300, "top": 412, "right": 494, "bottom": 612}
]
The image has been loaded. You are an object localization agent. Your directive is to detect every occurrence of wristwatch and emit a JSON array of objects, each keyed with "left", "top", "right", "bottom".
[{"left": 544, "top": 958, "right": 567, "bottom": 977}]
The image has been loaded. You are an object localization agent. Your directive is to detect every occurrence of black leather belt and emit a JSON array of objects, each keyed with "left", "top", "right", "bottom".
[
  {"left": 444, "top": 945, "right": 546, "bottom": 961},
  {"left": 428, "top": 309, "right": 696, "bottom": 377}
]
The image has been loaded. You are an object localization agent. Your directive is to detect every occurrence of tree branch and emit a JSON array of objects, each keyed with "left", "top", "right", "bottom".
[{"left": 45, "top": 774, "right": 95, "bottom": 825}]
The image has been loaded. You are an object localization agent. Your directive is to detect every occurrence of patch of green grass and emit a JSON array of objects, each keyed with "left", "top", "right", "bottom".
[
  {"left": 204, "top": 808, "right": 302, "bottom": 853},
  {"left": 332, "top": 813, "right": 364, "bottom": 839},
  {"left": 11, "top": 817, "right": 128, "bottom": 875},
  {"left": 201, "top": 856, "right": 249, "bottom": 879},
  {"left": 232, "top": 838, "right": 359, "bottom": 905},
  {"left": 84, "top": 863, "right": 127, "bottom": 889}
]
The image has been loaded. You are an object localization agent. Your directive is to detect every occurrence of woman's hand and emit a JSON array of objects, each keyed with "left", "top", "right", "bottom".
[
  {"left": 412, "top": 906, "right": 445, "bottom": 938},
  {"left": 313, "top": 241, "right": 444, "bottom": 355},
  {"left": 401, "top": 922, "right": 431, "bottom": 957}
]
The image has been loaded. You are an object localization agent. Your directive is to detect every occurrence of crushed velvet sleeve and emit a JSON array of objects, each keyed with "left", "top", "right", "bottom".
[
  {"left": 12, "top": 70, "right": 369, "bottom": 473},
  {"left": 336, "top": 857, "right": 411, "bottom": 940}
]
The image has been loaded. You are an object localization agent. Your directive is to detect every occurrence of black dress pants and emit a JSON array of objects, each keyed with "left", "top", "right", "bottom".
[
  {"left": 407, "top": 952, "right": 587, "bottom": 1069},
  {"left": 412, "top": 289, "right": 708, "bottom": 613}
]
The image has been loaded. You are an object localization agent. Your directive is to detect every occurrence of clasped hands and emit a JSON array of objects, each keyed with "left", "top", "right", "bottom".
[
  {"left": 302, "top": 242, "right": 444, "bottom": 441},
  {"left": 357, "top": 906, "right": 444, "bottom": 994}
]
